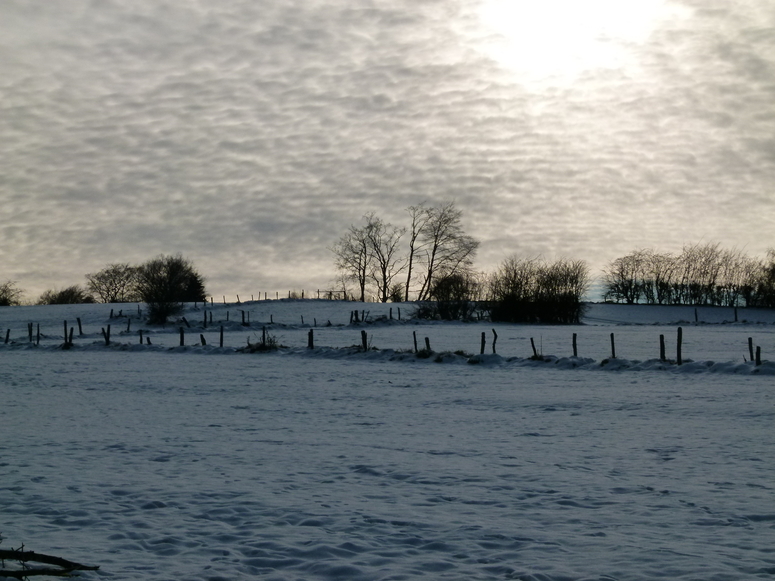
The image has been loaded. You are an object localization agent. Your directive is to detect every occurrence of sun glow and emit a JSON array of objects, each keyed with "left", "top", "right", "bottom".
[{"left": 475, "top": 0, "right": 672, "bottom": 84}]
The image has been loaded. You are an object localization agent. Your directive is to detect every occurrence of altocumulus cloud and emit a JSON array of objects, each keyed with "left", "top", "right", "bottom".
[{"left": 1, "top": 0, "right": 774, "bottom": 298}]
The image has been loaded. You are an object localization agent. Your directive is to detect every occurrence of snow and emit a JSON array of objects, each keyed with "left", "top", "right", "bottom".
[{"left": 1, "top": 300, "right": 774, "bottom": 580}]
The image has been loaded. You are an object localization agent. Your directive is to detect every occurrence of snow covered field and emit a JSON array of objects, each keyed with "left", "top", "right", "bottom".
[{"left": 1, "top": 301, "right": 774, "bottom": 580}]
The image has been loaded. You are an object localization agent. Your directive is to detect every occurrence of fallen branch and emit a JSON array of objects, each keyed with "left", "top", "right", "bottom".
[{"left": 0, "top": 549, "right": 98, "bottom": 578}]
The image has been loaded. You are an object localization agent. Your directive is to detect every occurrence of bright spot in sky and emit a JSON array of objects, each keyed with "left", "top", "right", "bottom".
[{"left": 476, "top": 0, "right": 673, "bottom": 83}]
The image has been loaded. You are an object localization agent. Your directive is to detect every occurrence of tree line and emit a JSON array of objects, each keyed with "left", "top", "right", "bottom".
[
  {"left": 602, "top": 244, "right": 775, "bottom": 308},
  {"left": 332, "top": 202, "right": 590, "bottom": 323},
  {"left": 0, "top": 255, "right": 206, "bottom": 324}
]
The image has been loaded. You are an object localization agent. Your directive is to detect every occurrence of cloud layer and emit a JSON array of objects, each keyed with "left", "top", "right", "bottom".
[{"left": 1, "top": 0, "right": 774, "bottom": 299}]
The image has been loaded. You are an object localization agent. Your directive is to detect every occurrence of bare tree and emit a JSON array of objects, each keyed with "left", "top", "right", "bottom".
[
  {"left": 86, "top": 263, "right": 139, "bottom": 303},
  {"left": 602, "top": 251, "right": 646, "bottom": 304},
  {"left": 415, "top": 202, "right": 479, "bottom": 301},
  {"left": 331, "top": 221, "right": 371, "bottom": 302},
  {"left": 403, "top": 204, "right": 431, "bottom": 301},
  {"left": 0, "top": 281, "right": 24, "bottom": 306},
  {"left": 364, "top": 214, "right": 406, "bottom": 303}
]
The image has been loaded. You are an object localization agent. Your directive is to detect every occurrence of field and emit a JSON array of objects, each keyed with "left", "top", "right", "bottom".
[{"left": 1, "top": 301, "right": 774, "bottom": 580}]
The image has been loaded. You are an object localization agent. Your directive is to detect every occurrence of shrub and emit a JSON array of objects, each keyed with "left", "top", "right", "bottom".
[
  {"left": 0, "top": 281, "right": 24, "bottom": 306},
  {"left": 136, "top": 255, "right": 206, "bottom": 325},
  {"left": 38, "top": 285, "right": 95, "bottom": 305},
  {"left": 488, "top": 257, "right": 589, "bottom": 324}
]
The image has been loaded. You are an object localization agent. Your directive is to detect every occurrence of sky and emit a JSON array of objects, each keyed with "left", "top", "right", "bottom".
[{"left": 1, "top": 0, "right": 774, "bottom": 300}]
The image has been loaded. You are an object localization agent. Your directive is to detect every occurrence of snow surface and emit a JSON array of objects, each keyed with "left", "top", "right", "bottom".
[{"left": 1, "top": 301, "right": 774, "bottom": 580}]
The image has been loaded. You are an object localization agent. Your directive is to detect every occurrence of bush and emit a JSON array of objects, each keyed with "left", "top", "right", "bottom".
[
  {"left": 38, "top": 285, "right": 95, "bottom": 305},
  {"left": 136, "top": 255, "right": 206, "bottom": 325},
  {"left": 0, "top": 281, "right": 24, "bottom": 306},
  {"left": 488, "top": 257, "right": 589, "bottom": 324}
]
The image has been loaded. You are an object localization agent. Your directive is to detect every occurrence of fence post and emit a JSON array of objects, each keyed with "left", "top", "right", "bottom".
[
  {"left": 659, "top": 334, "right": 666, "bottom": 361},
  {"left": 4, "top": 329, "right": 9, "bottom": 344},
  {"left": 179, "top": 327, "right": 184, "bottom": 347},
  {"left": 139, "top": 330, "right": 143, "bottom": 344},
  {"left": 220, "top": 326, "right": 224, "bottom": 348},
  {"left": 413, "top": 331, "right": 418, "bottom": 353},
  {"left": 480, "top": 332, "right": 486, "bottom": 355},
  {"left": 308, "top": 329, "right": 314, "bottom": 349},
  {"left": 610, "top": 333, "right": 616, "bottom": 359},
  {"left": 126, "top": 318, "right": 131, "bottom": 333},
  {"left": 361, "top": 330, "right": 368, "bottom": 351},
  {"left": 755, "top": 346, "right": 762, "bottom": 366},
  {"left": 200, "top": 334, "right": 207, "bottom": 346},
  {"left": 530, "top": 338, "right": 538, "bottom": 358},
  {"left": 77, "top": 317, "right": 83, "bottom": 336},
  {"left": 424, "top": 337, "right": 431, "bottom": 352},
  {"left": 748, "top": 337, "right": 754, "bottom": 362},
  {"left": 492, "top": 329, "right": 498, "bottom": 354},
  {"left": 677, "top": 327, "right": 683, "bottom": 365},
  {"left": 64, "top": 321, "right": 68, "bottom": 344},
  {"left": 572, "top": 333, "right": 577, "bottom": 357}
]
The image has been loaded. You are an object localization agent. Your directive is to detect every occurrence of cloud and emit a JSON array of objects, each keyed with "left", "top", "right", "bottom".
[{"left": 1, "top": 0, "right": 774, "bottom": 298}]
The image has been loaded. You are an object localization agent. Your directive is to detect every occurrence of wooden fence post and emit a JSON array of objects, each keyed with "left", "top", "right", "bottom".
[
  {"left": 610, "top": 333, "right": 616, "bottom": 359},
  {"left": 659, "top": 334, "right": 666, "bottom": 361},
  {"left": 77, "top": 317, "right": 83, "bottom": 336},
  {"left": 219, "top": 326, "right": 224, "bottom": 348},
  {"left": 64, "top": 321, "right": 68, "bottom": 344},
  {"left": 413, "top": 331, "right": 418, "bottom": 353},
  {"left": 755, "top": 346, "right": 761, "bottom": 366},
  {"left": 126, "top": 318, "right": 131, "bottom": 333},
  {"left": 179, "top": 327, "right": 185, "bottom": 347},
  {"left": 200, "top": 334, "right": 207, "bottom": 346},
  {"left": 139, "top": 330, "right": 143, "bottom": 344},
  {"left": 361, "top": 330, "right": 368, "bottom": 351},
  {"left": 480, "top": 332, "right": 486, "bottom": 355},
  {"left": 28, "top": 322, "right": 33, "bottom": 343},
  {"left": 676, "top": 327, "right": 683, "bottom": 365},
  {"left": 748, "top": 337, "right": 754, "bottom": 362},
  {"left": 530, "top": 337, "right": 538, "bottom": 358},
  {"left": 572, "top": 333, "right": 577, "bottom": 357},
  {"left": 424, "top": 337, "right": 431, "bottom": 352},
  {"left": 4, "top": 329, "right": 9, "bottom": 344},
  {"left": 308, "top": 329, "right": 314, "bottom": 349},
  {"left": 492, "top": 329, "right": 498, "bottom": 354}
]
